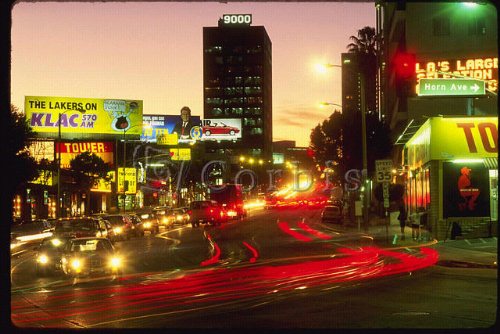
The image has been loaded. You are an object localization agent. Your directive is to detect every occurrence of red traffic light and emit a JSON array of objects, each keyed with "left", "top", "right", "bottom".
[{"left": 393, "top": 52, "right": 416, "bottom": 79}]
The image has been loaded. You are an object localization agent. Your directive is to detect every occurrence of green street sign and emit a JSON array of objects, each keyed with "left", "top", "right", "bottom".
[{"left": 418, "top": 78, "right": 486, "bottom": 97}]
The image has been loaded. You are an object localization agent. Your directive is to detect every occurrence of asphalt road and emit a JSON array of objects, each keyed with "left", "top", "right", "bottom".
[{"left": 10, "top": 207, "right": 497, "bottom": 328}]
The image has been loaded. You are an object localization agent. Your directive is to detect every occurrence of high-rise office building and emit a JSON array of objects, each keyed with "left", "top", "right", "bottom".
[{"left": 203, "top": 15, "right": 272, "bottom": 160}]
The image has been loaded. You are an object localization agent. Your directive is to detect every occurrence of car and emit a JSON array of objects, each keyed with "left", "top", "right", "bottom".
[
  {"left": 321, "top": 205, "right": 343, "bottom": 224},
  {"left": 11, "top": 219, "right": 55, "bottom": 242},
  {"left": 169, "top": 208, "right": 190, "bottom": 225},
  {"left": 134, "top": 209, "right": 160, "bottom": 235},
  {"left": 202, "top": 122, "right": 240, "bottom": 136},
  {"left": 53, "top": 217, "right": 111, "bottom": 239},
  {"left": 34, "top": 236, "right": 71, "bottom": 276},
  {"left": 61, "top": 237, "right": 123, "bottom": 277},
  {"left": 101, "top": 214, "right": 135, "bottom": 240},
  {"left": 188, "top": 200, "right": 227, "bottom": 227},
  {"left": 128, "top": 214, "right": 145, "bottom": 236},
  {"left": 153, "top": 207, "right": 174, "bottom": 229}
]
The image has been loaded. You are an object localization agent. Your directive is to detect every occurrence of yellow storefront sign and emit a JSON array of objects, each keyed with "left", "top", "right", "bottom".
[
  {"left": 406, "top": 117, "right": 498, "bottom": 166},
  {"left": 91, "top": 171, "right": 115, "bottom": 193},
  {"left": 25, "top": 96, "right": 143, "bottom": 136},
  {"left": 117, "top": 168, "right": 137, "bottom": 194}
]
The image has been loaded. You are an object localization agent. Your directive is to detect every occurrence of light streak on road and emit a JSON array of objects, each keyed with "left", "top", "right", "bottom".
[
  {"left": 277, "top": 221, "right": 313, "bottom": 242},
  {"left": 242, "top": 241, "right": 259, "bottom": 263},
  {"left": 297, "top": 219, "right": 332, "bottom": 240},
  {"left": 11, "top": 246, "right": 438, "bottom": 327}
]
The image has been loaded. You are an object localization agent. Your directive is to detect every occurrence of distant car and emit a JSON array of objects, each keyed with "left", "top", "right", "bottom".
[
  {"left": 35, "top": 236, "right": 71, "bottom": 276},
  {"left": 11, "top": 219, "right": 54, "bottom": 241},
  {"left": 53, "top": 217, "right": 109, "bottom": 239},
  {"left": 202, "top": 122, "right": 240, "bottom": 136},
  {"left": 134, "top": 209, "right": 160, "bottom": 235},
  {"left": 170, "top": 208, "right": 190, "bottom": 225},
  {"left": 61, "top": 237, "right": 123, "bottom": 277},
  {"left": 128, "top": 214, "right": 145, "bottom": 237},
  {"left": 101, "top": 214, "right": 135, "bottom": 241},
  {"left": 188, "top": 200, "right": 227, "bottom": 227},
  {"left": 321, "top": 206, "right": 343, "bottom": 224},
  {"left": 153, "top": 207, "right": 174, "bottom": 229}
]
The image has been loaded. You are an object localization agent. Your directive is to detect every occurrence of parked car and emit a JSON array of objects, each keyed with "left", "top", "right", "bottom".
[
  {"left": 34, "top": 236, "right": 71, "bottom": 276},
  {"left": 188, "top": 200, "right": 227, "bottom": 227},
  {"left": 61, "top": 237, "right": 123, "bottom": 277},
  {"left": 321, "top": 205, "right": 343, "bottom": 224},
  {"left": 202, "top": 122, "right": 240, "bottom": 136},
  {"left": 134, "top": 208, "right": 160, "bottom": 235},
  {"left": 53, "top": 217, "right": 110, "bottom": 239},
  {"left": 101, "top": 214, "right": 135, "bottom": 240},
  {"left": 129, "top": 214, "right": 145, "bottom": 236}
]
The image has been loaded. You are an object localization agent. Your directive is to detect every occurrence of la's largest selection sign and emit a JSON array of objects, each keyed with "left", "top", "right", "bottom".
[{"left": 25, "top": 96, "right": 143, "bottom": 136}]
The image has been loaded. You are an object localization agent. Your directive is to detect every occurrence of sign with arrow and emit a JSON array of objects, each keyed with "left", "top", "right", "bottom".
[{"left": 418, "top": 78, "right": 486, "bottom": 97}]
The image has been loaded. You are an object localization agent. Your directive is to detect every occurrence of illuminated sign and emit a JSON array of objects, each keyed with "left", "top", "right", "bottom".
[
  {"left": 25, "top": 96, "right": 143, "bottom": 137},
  {"left": 28, "top": 140, "right": 54, "bottom": 162},
  {"left": 56, "top": 141, "right": 114, "bottom": 169},
  {"left": 405, "top": 117, "right": 497, "bottom": 166},
  {"left": 31, "top": 170, "right": 53, "bottom": 186},
  {"left": 169, "top": 148, "right": 191, "bottom": 161},
  {"left": 273, "top": 153, "right": 284, "bottom": 164},
  {"left": 157, "top": 133, "right": 179, "bottom": 146},
  {"left": 222, "top": 14, "right": 252, "bottom": 26},
  {"left": 91, "top": 171, "right": 114, "bottom": 193},
  {"left": 201, "top": 118, "right": 242, "bottom": 141},
  {"left": 142, "top": 114, "right": 201, "bottom": 144},
  {"left": 117, "top": 168, "right": 137, "bottom": 194},
  {"left": 418, "top": 78, "right": 486, "bottom": 96},
  {"left": 416, "top": 57, "right": 498, "bottom": 92}
]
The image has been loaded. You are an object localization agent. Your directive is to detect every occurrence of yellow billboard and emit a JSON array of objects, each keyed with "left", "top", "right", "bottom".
[
  {"left": 170, "top": 148, "right": 191, "bottom": 161},
  {"left": 91, "top": 171, "right": 114, "bottom": 193},
  {"left": 25, "top": 96, "right": 143, "bottom": 136}
]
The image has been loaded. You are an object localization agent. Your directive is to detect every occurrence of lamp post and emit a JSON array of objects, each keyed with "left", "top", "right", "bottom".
[
  {"left": 120, "top": 123, "right": 148, "bottom": 212},
  {"left": 57, "top": 108, "right": 85, "bottom": 218},
  {"left": 316, "top": 62, "right": 369, "bottom": 230}
]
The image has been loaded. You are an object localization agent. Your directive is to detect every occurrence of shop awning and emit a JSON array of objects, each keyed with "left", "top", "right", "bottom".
[
  {"left": 395, "top": 118, "right": 427, "bottom": 145},
  {"left": 483, "top": 157, "right": 498, "bottom": 169}
]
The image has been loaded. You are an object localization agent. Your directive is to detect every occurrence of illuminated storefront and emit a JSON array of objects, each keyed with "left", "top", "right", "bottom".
[{"left": 404, "top": 116, "right": 498, "bottom": 240}]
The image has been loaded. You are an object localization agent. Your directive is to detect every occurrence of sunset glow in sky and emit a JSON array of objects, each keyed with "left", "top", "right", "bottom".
[{"left": 11, "top": 1, "right": 375, "bottom": 147}]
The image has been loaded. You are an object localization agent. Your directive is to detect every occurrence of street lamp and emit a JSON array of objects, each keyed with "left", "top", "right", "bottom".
[
  {"left": 57, "top": 108, "right": 86, "bottom": 218},
  {"left": 316, "top": 62, "right": 369, "bottom": 231}
]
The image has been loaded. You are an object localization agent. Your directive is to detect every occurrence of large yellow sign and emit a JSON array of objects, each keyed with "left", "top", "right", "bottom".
[
  {"left": 25, "top": 96, "right": 143, "bottom": 136},
  {"left": 406, "top": 117, "right": 498, "bottom": 166}
]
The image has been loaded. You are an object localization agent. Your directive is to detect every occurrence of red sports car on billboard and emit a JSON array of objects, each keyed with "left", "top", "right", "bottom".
[{"left": 202, "top": 122, "right": 240, "bottom": 136}]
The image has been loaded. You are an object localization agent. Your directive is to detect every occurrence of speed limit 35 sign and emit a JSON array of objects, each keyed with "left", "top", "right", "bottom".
[{"left": 375, "top": 160, "right": 393, "bottom": 183}]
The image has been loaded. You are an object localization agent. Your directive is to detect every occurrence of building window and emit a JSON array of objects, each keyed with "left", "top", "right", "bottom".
[
  {"left": 243, "top": 118, "right": 256, "bottom": 126},
  {"left": 244, "top": 86, "right": 262, "bottom": 95},
  {"left": 231, "top": 108, "right": 243, "bottom": 115},
  {"left": 250, "top": 127, "right": 263, "bottom": 135},
  {"left": 433, "top": 17, "right": 450, "bottom": 36},
  {"left": 204, "top": 46, "right": 222, "bottom": 54},
  {"left": 206, "top": 98, "right": 222, "bottom": 105},
  {"left": 210, "top": 108, "right": 223, "bottom": 116},
  {"left": 469, "top": 17, "right": 486, "bottom": 35}
]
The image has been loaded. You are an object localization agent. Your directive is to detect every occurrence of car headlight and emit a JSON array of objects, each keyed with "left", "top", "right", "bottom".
[
  {"left": 162, "top": 217, "right": 168, "bottom": 224},
  {"left": 109, "top": 257, "right": 122, "bottom": 268},
  {"left": 71, "top": 259, "right": 82, "bottom": 270},
  {"left": 176, "top": 215, "right": 183, "bottom": 221},
  {"left": 144, "top": 222, "right": 152, "bottom": 228},
  {"left": 114, "top": 227, "right": 123, "bottom": 234},
  {"left": 51, "top": 238, "right": 62, "bottom": 247},
  {"left": 140, "top": 214, "right": 149, "bottom": 219},
  {"left": 38, "top": 254, "right": 49, "bottom": 264}
]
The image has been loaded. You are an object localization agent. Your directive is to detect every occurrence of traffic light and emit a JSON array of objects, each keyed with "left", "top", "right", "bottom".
[{"left": 393, "top": 51, "right": 416, "bottom": 97}]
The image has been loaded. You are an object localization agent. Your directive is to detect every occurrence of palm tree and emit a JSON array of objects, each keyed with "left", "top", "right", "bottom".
[{"left": 346, "top": 26, "right": 379, "bottom": 56}]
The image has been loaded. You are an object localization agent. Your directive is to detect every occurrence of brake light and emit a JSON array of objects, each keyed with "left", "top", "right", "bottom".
[{"left": 188, "top": 210, "right": 192, "bottom": 215}]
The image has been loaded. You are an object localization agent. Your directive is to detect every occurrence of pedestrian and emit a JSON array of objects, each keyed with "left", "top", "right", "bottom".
[
  {"left": 412, "top": 207, "right": 424, "bottom": 240},
  {"left": 397, "top": 201, "right": 407, "bottom": 240}
]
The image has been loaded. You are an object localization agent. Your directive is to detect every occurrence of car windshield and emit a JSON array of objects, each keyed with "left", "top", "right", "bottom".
[
  {"left": 69, "top": 239, "right": 112, "bottom": 252},
  {"left": 55, "top": 219, "right": 93, "bottom": 232},
  {"left": 102, "top": 216, "right": 125, "bottom": 225}
]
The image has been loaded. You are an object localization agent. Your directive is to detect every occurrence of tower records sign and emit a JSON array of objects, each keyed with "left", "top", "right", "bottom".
[{"left": 416, "top": 57, "right": 498, "bottom": 92}]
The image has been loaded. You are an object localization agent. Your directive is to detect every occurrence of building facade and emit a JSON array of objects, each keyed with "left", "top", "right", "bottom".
[{"left": 203, "top": 15, "right": 272, "bottom": 160}]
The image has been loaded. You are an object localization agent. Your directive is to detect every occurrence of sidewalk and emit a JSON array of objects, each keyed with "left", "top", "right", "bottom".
[{"left": 343, "top": 216, "right": 498, "bottom": 268}]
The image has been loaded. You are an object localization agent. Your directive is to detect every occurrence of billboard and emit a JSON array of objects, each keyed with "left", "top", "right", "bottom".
[
  {"left": 25, "top": 96, "right": 143, "bottom": 137},
  {"left": 142, "top": 114, "right": 202, "bottom": 143},
  {"left": 117, "top": 168, "right": 137, "bottom": 194},
  {"left": 443, "top": 162, "right": 490, "bottom": 218},
  {"left": 56, "top": 141, "right": 114, "bottom": 169},
  {"left": 201, "top": 119, "right": 242, "bottom": 141}
]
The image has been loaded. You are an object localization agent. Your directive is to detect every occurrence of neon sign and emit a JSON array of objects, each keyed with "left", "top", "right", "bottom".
[
  {"left": 222, "top": 14, "right": 252, "bottom": 26},
  {"left": 416, "top": 57, "right": 498, "bottom": 92}
]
